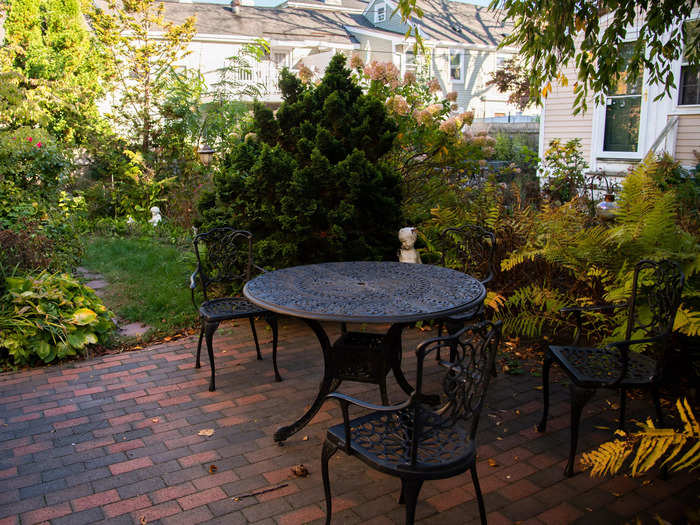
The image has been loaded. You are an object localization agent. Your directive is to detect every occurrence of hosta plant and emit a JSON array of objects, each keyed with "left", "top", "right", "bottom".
[{"left": 0, "top": 272, "right": 114, "bottom": 365}]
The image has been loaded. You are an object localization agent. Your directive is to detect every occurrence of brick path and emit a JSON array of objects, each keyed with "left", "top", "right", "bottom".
[{"left": 0, "top": 319, "right": 697, "bottom": 525}]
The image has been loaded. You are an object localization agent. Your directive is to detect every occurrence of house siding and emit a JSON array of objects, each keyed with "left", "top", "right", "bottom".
[
  {"left": 540, "top": 66, "right": 594, "bottom": 162},
  {"left": 675, "top": 114, "right": 700, "bottom": 167},
  {"left": 364, "top": 0, "right": 408, "bottom": 34}
]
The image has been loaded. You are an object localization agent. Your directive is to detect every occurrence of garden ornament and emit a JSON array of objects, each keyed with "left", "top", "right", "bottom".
[
  {"left": 398, "top": 227, "right": 421, "bottom": 263},
  {"left": 126, "top": 216, "right": 136, "bottom": 226},
  {"left": 149, "top": 206, "right": 162, "bottom": 226}
]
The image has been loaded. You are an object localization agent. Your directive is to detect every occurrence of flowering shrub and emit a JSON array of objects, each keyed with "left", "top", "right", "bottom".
[{"left": 349, "top": 57, "right": 491, "bottom": 217}]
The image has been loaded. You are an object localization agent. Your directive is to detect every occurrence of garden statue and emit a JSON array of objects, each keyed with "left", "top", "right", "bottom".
[
  {"left": 149, "top": 206, "right": 162, "bottom": 226},
  {"left": 398, "top": 227, "right": 421, "bottom": 263}
]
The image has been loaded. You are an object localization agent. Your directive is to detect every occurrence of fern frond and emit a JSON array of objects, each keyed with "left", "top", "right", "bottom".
[{"left": 582, "top": 398, "right": 700, "bottom": 477}]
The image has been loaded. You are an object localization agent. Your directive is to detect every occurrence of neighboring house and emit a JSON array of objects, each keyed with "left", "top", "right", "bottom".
[
  {"left": 157, "top": 0, "right": 532, "bottom": 118},
  {"left": 344, "top": 0, "right": 531, "bottom": 119},
  {"left": 538, "top": 10, "right": 700, "bottom": 174}
]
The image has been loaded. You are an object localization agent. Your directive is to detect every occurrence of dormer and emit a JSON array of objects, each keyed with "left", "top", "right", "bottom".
[{"left": 362, "top": 0, "right": 410, "bottom": 33}]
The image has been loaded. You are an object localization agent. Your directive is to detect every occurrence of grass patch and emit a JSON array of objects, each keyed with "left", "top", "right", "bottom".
[{"left": 82, "top": 236, "right": 198, "bottom": 335}]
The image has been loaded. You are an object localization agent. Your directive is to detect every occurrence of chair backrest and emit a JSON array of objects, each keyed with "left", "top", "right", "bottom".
[
  {"left": 193, "top": 228, "right": 254, "bottom": 302},
  {"left": 440, "top": 225, "right": 496, "bottom": 285},
  {"left": 409, "top": 321, "right": 501, "bottom": 466},
  {"left": 625, "top": 259, "right": 685, "bottom": 341}
]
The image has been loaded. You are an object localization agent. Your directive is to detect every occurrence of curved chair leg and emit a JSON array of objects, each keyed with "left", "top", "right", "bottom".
[
  {"left": 321, "top": 440, "right": 338, "bottom": 525},
  {"left": 401, "top": 479, "right": 423, "bottom": 525},
  {"left": 619, "top": 387, "right": 627, "bottom": 431},
  {"left": 470, "top": 464, "right": 487, "bottom": 525},
  {"left": 435, "top": 321, "right": 444, "bottom": 361},
  {"left": 205, "top": 321, "right": 220, "bottom": 392},
  {"left": 268, "top": 315, "right": 282, "bottom": 382},
  {"left": 249, "top": 317, "right": 262, "bottom": 361},
  {"left": 537, "top": 350, "right": 553, "bottom": 432},
  {"left": 195, "top": 321, "right": 205, "bottom": 369},
  {"left": 566, "top": 385, "right": 595, "bottom": 477}
]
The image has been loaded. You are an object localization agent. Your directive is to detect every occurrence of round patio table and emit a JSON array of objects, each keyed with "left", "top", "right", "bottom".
[{"left": 243, "top": 261, "right": 485, "bottom": 442}]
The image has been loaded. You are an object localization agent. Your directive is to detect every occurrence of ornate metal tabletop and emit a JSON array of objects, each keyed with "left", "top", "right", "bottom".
[{"left": 243, "top": 261, "right": 485, "bottom": 324}]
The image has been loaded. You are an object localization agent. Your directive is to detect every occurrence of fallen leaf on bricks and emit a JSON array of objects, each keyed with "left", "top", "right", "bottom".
[
  {"left": 151, "top": 417, "right": 159, "bottom": 423},
  {"left": 291, "top": 464, "right": 309, "bottom": 477},
  {"left": 302, "top": 436, "right": 309, "bottom": 441},
  {"left": 487, "top": 458, "right": 498, "bottom": 467},
  {"left": 209, "top": 465, "right": 218, "bottom": 474},
  {"left": 139, "top": 517, "right": 147, "bottom": 524},
  {"left": 198, "top": 429, "right": 215, "bottom": 437}
]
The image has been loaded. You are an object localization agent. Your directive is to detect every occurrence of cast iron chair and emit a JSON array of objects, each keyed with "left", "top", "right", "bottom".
[
  {"left": 537, "top": 259, "right": 685, "bottom": 477},
  {"left": 321, "top": 320, "right": 502, "bottom": 525},
  {"left": 190, "top": 228, "right": 280, "bottom": 392},
  {"left": 435, "top": 225, "right": 496, "bottom": 361}
]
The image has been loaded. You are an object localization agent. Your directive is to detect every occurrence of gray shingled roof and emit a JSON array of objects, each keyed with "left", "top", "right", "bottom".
[
  {"left": 346, "top": 0, "right": 512, "bottom": 47},
  {"left": 110, "top": 0, "right": 510, "bottom": 48}
]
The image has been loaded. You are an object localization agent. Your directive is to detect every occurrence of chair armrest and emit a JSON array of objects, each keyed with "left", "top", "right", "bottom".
[
  {"left": 190, "top": 268, "right": 200, "bottom": 310},
  {"left": 560, "top": 303, "right": 627, "bottom": 314},
  {"left": 605, "top": 335, "right": 664, "bottom": 386},
  {"left": 325, "top": 392, "right": 413, "bottom": 453}
]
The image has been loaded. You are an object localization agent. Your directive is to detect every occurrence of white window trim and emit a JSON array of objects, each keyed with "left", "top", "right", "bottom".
[
  {"left": 592, "top": 28, "right": 648, "bottom": 161},
  {"left": 449, "top": 49, "right": 464, "bottom": 83},
  {"left": 375, "top": 2, "right": 386, "bottom": 23},
  {"left": 670, "top": 14, "right": 700, "bottom": 113}
]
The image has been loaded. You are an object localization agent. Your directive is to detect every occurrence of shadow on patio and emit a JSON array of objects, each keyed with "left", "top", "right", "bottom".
[{"left": 0, "top": 319, "right": 697, "bottom": 525}]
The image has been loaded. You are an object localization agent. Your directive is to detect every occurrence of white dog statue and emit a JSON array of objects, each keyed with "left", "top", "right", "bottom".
[
  {"left": 398, "top": 227, "right": 421, "bottom": 264},
  {"left": 149, "top": 206, "right": 162, "bottom": 226}
]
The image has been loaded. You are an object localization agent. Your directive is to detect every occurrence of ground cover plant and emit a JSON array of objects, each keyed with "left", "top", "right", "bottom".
[
  {"left": 0, "top": 272, "right": 113, "bottom": 365},
  {"left": 82, "top": 236, "right": 197, "bottom": 334}
]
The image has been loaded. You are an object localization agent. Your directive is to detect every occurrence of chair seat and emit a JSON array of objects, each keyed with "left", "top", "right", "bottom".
[
  {"left": 199, "top": 297, "right": 265, "bottom": 321},
  {"left": 550, "top": 345, "right": 658, "bottom": 387},
  {"left": 327, "top": 408, "right": 475, "bottom": 478}
]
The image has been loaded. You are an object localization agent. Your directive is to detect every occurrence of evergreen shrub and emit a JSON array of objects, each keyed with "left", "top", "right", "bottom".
[{"left": 198, "top": 55, "right": 403, "bottom": 268}]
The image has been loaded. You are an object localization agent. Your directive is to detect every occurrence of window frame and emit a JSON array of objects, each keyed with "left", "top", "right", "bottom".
[
  {"left": 449, "top": 49, "right": 464, "bottom": 82},
  {"left": 592, "top": 37, "right": 649, "bottom": 160},
  {"left": 676, "top": 19, "right": 700, "bottom": 109},
  {"left": 375, "top": 3, "right": 386, "bottom": 23}
]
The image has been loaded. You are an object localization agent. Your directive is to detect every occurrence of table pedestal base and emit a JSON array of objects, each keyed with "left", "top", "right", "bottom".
[{"left": 273, "top": 320, "right": 414, "bottom": 443}]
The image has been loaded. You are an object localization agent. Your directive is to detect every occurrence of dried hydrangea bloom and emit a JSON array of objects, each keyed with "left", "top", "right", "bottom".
[
  {"left": 479, "top": 159, "right": 488, "bottom": 167},
  {"left": 428, "top": 78, "right": 441, "bottom": 93},
  {"left": 426, "top": 103, "right": 443, "bottom": 116},
  {"left": 350, "top": 54, "right": 364, "bottom": 70},
  {"left": 388, "top": 95, "right": 410, "bottom": 116},
  {"left": 446, "top": 91, "right": 458, "bottom": 102},
  {"left": 298, "top": 64, "right": 313, "bottom": 83},
  {"left": 244, "top": 132, "right": 258, "bottom": 143},
  {"left": 439, "top": 117, "right": 459, "bottom": 134},
  {"left": 414, "top": 109, "right": 432, "bottom": 125},
  {"left": 403, "top": 71, "right": 416, "bottom": 85},
  {"left": 460, "top": 111, "right": 475, "bottom": 126}
]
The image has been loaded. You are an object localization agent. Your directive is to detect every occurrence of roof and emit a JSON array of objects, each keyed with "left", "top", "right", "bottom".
[
  {"left": 351, "top": 0, "right": 512, "bottom": 47},
  {"left": 101, "top": 0, "right": 510, "bottom": 49},
  {"left": 132, "top": 1, "right": 359, "bottom": 45}
]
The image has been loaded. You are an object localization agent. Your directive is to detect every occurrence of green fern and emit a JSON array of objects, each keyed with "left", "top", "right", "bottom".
[{"left": 582, "top": 398, "right": 700, "bottom": 477}]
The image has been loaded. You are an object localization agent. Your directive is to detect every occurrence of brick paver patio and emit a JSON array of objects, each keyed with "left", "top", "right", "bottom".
[{"left": 1, "top": 319, "right": 697, "bottom": 525}]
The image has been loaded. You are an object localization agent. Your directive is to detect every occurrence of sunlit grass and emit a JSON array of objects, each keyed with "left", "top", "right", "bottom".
[{"left": 82, "top": 236, "right": 198, "bottom": 336}]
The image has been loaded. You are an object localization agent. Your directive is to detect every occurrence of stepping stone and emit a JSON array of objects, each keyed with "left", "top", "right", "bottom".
[
  {"left": 85, "top": 279, "right": 109, "bottom": 289},
  {"left": 119, "top": 322, "right": 150, "bottom": 338}
]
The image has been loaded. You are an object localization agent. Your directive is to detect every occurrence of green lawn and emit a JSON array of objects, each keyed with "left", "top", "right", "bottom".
[{"left": 82, "top": 237, "right": 198, "bottom": 336}]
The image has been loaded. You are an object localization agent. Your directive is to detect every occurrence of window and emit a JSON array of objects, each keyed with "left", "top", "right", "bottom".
[
  {"left": 679, "top": 20, "right": 700, "bottom": 106},
  {"left": 495, "top": 54, "right": 509, "bottom": 71},
  {"left": 272, "top": 52, "right": 288, "bottom": 68},
  {"left": 450, "top": 49, "right": 463, "bottom": 81},
  {"left": 375, "top": 3, "right": 386, "bottom": 23},
  {"left": 602, "top": 43, "right": 643, "bottom": 152},
  {"left": 405, "top": 49, "right": 416, "bottom": 72}
]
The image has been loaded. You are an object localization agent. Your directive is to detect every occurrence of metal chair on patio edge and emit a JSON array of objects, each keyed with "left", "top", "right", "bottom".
[
  {"left": 537, "top": 259, "right": 685, "bottom": 477},
  {"left": 190, "top": 227, "right": 280, "bottom": 392},
  {"left": 321, "top": 320, "right": 502, "bottom": 525}
]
